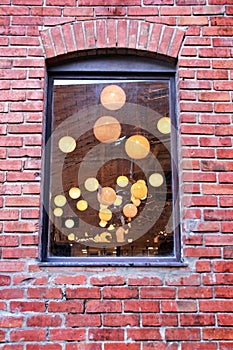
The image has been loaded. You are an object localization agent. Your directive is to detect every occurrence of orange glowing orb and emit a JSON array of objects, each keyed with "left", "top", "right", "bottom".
[
  {"left": 93, "top": 116, "right": 121, "bottom": 143},
  {"left": 131, "top": 182, "right": 148, "bottom": 199},
  {"left": 98, "top": 187, "right": 117, "bottom": 206},
  {"left": 123, "top": 203, "right": 138, "bottom": 218},
  {"left": 125, "top": 135, "right": 150, "bottom": 159},
  {"left": 100, "top": 84, "right": 126, "bottom": 110}
]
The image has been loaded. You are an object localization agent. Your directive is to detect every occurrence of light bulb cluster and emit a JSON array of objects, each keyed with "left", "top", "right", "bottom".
[{"left": 54, "top": 84, "right": 169, "bottom": 245}]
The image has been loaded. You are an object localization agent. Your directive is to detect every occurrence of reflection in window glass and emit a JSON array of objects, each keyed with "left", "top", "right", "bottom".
[{"left": 47, "top": 79, "right": 176, "bottom": 258}]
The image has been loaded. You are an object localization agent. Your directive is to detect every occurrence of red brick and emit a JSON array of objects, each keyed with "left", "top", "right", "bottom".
[
  {"left": 48, "top": 301, "right": 83, "bottom": 313},
  {"left": 10, "top": 301, "right": 45, "bottom": 312},
  {"left": 27, "top": 315, "right": 62, "bottom": 327},
  {"left": 105, "top": 344, "right": 140, "bottom": 350},
  {"left": 0, "top": 316, "right": 23, "bottom": 328},
  {"left": 50, "top": 328, "right": 85, "bottom": 341},
  {"left": 165, "top": 274, "right": 200, "bottom": 286},
  {"left": 86, "top": 300, "right": 121, "bottom": 313},
  {"left": 143, "top": 344, "right": 178, "bottom": 350},
  {"left": 53, "top": 275, "right": 86, "bottom": 285},
  {"left": 0, "top": 275, "right": 11, "bottom": 286},
  {"left": 10, "top": 329, "right": 46, "bottom": 342},
  {"left": 0, "top": 261, "right": 25, "bottom": 272},
  {"left": 103, "top": 287, "right": 138, "bottom": 299},
  {"left": 181, "top": 344, "right": 216, "bottom": 350},
  {"left": 66, "top": 314, "right": 101, "bottom": 327},
  {"left": 200, "top": 300, "right": 233, "bottom": 312},
  {"left": 185, "top": 247, "right": 221, "bottom": 258},
  {"left": 203, "top": 328, "right": 233, "bottom": 340},
  {"left": 89, "top": 328, "right": 124, "bottom": 341},
  {"left": 205, "top": 234, "right": 233, "bottom": 246},
  {"left": 90, "top": 275, "right": 125, "bottom": 285},
  {"left": 218, "top": 314, "right": 233, "bottom": 326},
  {"left": 140, "top": 287, "right": 175, "bottom": 299},
  {"left": 0, "top": 235, "right": 18, "bottom": 247},
  {"left": 219, "top": 343, "right": 233, "bottom": 350},
  {"left": 103, "top": 314, "right": 139, "bottom": 327},
  {"left": 0, "top": 331, "right": 6, "bottom": 343},
  {"left": 162, "top": 301, "right": 197, "bottom": 313},
  {"left": 142, "top": 314, "right": 178, "bottom": 326},
  {"left": 27, "top": 345, "right": 62, "bottom": 350},
  {"left": 0, "top": 288, "right": 24, "bottom": 299},
  {"left": 178, "top": 287, "right": 212, "bottom": 299},
  {"left": 66, "top": 345, "right": 101, "bottom": 350},
  {"left": 165, "top": 328, "right": 200, "bottom": 340},
  {"left": 27, "top": 287, "right": 62, "bottom": 299},
  {"left": 124, "top": 300, "right": 159, "bottom": 313},
  {"left": 66, "top": 287, "right": 100, "bottom": 299},
  {"left": 180, "top": 314, "right": 215, "bottom": 326}
]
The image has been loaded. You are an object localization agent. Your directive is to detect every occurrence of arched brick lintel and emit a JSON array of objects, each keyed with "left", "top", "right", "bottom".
[{"left": 40, "top": 19, "right": 185, "bottom": 62}]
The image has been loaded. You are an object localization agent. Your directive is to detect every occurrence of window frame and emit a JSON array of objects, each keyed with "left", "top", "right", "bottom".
[{"left": 40, "top": 55, "right": 183, "bottom": 267}]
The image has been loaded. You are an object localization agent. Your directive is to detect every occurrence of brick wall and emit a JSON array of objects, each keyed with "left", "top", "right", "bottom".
[{"left": 0, "top": 0, "right": 233, "bottom": 349}]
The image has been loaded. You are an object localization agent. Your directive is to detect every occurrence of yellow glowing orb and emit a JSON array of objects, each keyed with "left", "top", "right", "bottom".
[
  {"left": 123, "top": 203, "right": 138, "bottom": 218},
  {"left": 65, "top": 219, "right": 75, "bottom": 228},
  {"left": 54, "top": 195, "right": 67, "bottom": 207},
  {"left": 69, "top": 187, "right": 81, "bottom": 199},
  {"left": 100, "top": 84, "right": 126, "bottom": 110},
  {"left": 76, "top": 200, "right": 88, "bottom": 211},
  {"left": 93, "top": 116, "right": 121, "bottom": 143},
  {"left": 99, "top": 220, "right": 107, "bottom": 228},
  {"left": 98, "top": 187, "right": 117, "bottom": 206},
  {"left": 84, "top": 177, "right": 99, "bottom": 192},
  {"left": 157, "top": 117, "right": 171, "bottom": 134},
  {"left": 99, "top": 208, "right": 112, "bottom": 222},
  {"left": 116, "top": 227, "right": 125, "bottom": 242},
  {"left": 117, "top": 175, "right": 129, "bottom": 187},
  {"left": 114, "top": 195, "right": 123, "bottom": 206},
  {"left": 68, "top": 233, "right": 75, "bottom": 241},
  {"left": 53, "top": 208, "right": 63, "bottom": 217},
  {"left": 137, "top": 179, "right": 146, "bottom": 185},
  {"left": 149, "top": 173, "right": 164, "bottom": 187},
  {"left": 58, "top": 136, "right": 76, "bottom": 153},
  {"left": 131, "top": 182, "right": 148, "bottom": 199},
  {"left": 125, "top": 135, "right": 150, "bottom": 160},
  {"left": 108, "top": 224, "right": 115, "bottom": 231}
]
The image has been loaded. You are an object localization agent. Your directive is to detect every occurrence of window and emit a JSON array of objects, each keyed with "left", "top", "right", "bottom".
[{"left": 41, "top": 55, "right": 181, "bottom": 266}]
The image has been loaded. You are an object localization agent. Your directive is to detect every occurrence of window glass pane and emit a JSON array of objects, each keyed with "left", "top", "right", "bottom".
[{"left": 47, "top": 79, "right": 175, "bottom": 258}]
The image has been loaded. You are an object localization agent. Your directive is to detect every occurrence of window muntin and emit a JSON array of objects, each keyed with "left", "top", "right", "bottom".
[{"left": 42, "top": 59, "right": 180, "bottom": 265}]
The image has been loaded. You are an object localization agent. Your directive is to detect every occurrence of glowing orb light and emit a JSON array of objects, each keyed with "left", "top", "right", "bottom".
[
  {"left": 157, "top": 117, "right": 171, "bottom": 134},
  {"left": 54, "top": 195, "right": 66, "bottom": 207},
  {"left": 76, "top": 200, "right": 88, "bottom": 211},
  {"left": 53, "top": 208, "right": 63, "bottom": 217},
  {"left": 123, "top": 203, "right": 138, "bottom": 219},
  {"left": 99, "top": 208, "right": 112, "bottom": 222},
  {"left": 98, "top": 187, "right": 116, "bottom": 206},
  {"left": 58, "top": 136, "right": 76, "bottom": 153},
  {"left": 68, "top": 233, "right": 75, "bottom": 241},
  {"left": 131, "top": 182, "right": 148, "bottom": 199},
  {"left": 116, "top": 175, "right": 129, "bottom": 187},
  {"left": 84, "top": 177, "right": 99, "bottom": 192},
  {"left": 65, "top": 219, "right": 75, "bottom": 228},
  {"left": 125, "top": 135, "right": 150, "bottom": 159},
  {"left": 93, "top": 116, "right": 121, "bottom": 143},
  {"left": 99, "top": 220, "right": 107, "bottom": 228},
  {"left": 69, "top": 187, "right": 81, "bottom": 199},
  {"left": 100, "top": 84, "right": 126, "bottom": 110},
  {"left": 149, "top": 173, "right": 164, "bottom": 187},
  {"left": 114, "top": 195, "right": 123, "bottom": 206}
]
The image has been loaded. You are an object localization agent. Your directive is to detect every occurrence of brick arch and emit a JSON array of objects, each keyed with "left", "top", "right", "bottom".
[{"left": 40, "top": 19, "right": 185, "bottom": 61}]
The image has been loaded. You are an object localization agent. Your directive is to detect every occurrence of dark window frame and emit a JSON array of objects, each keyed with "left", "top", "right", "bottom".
[{"left": 40, "top": 55, "right": 184, "bottom": 267}]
